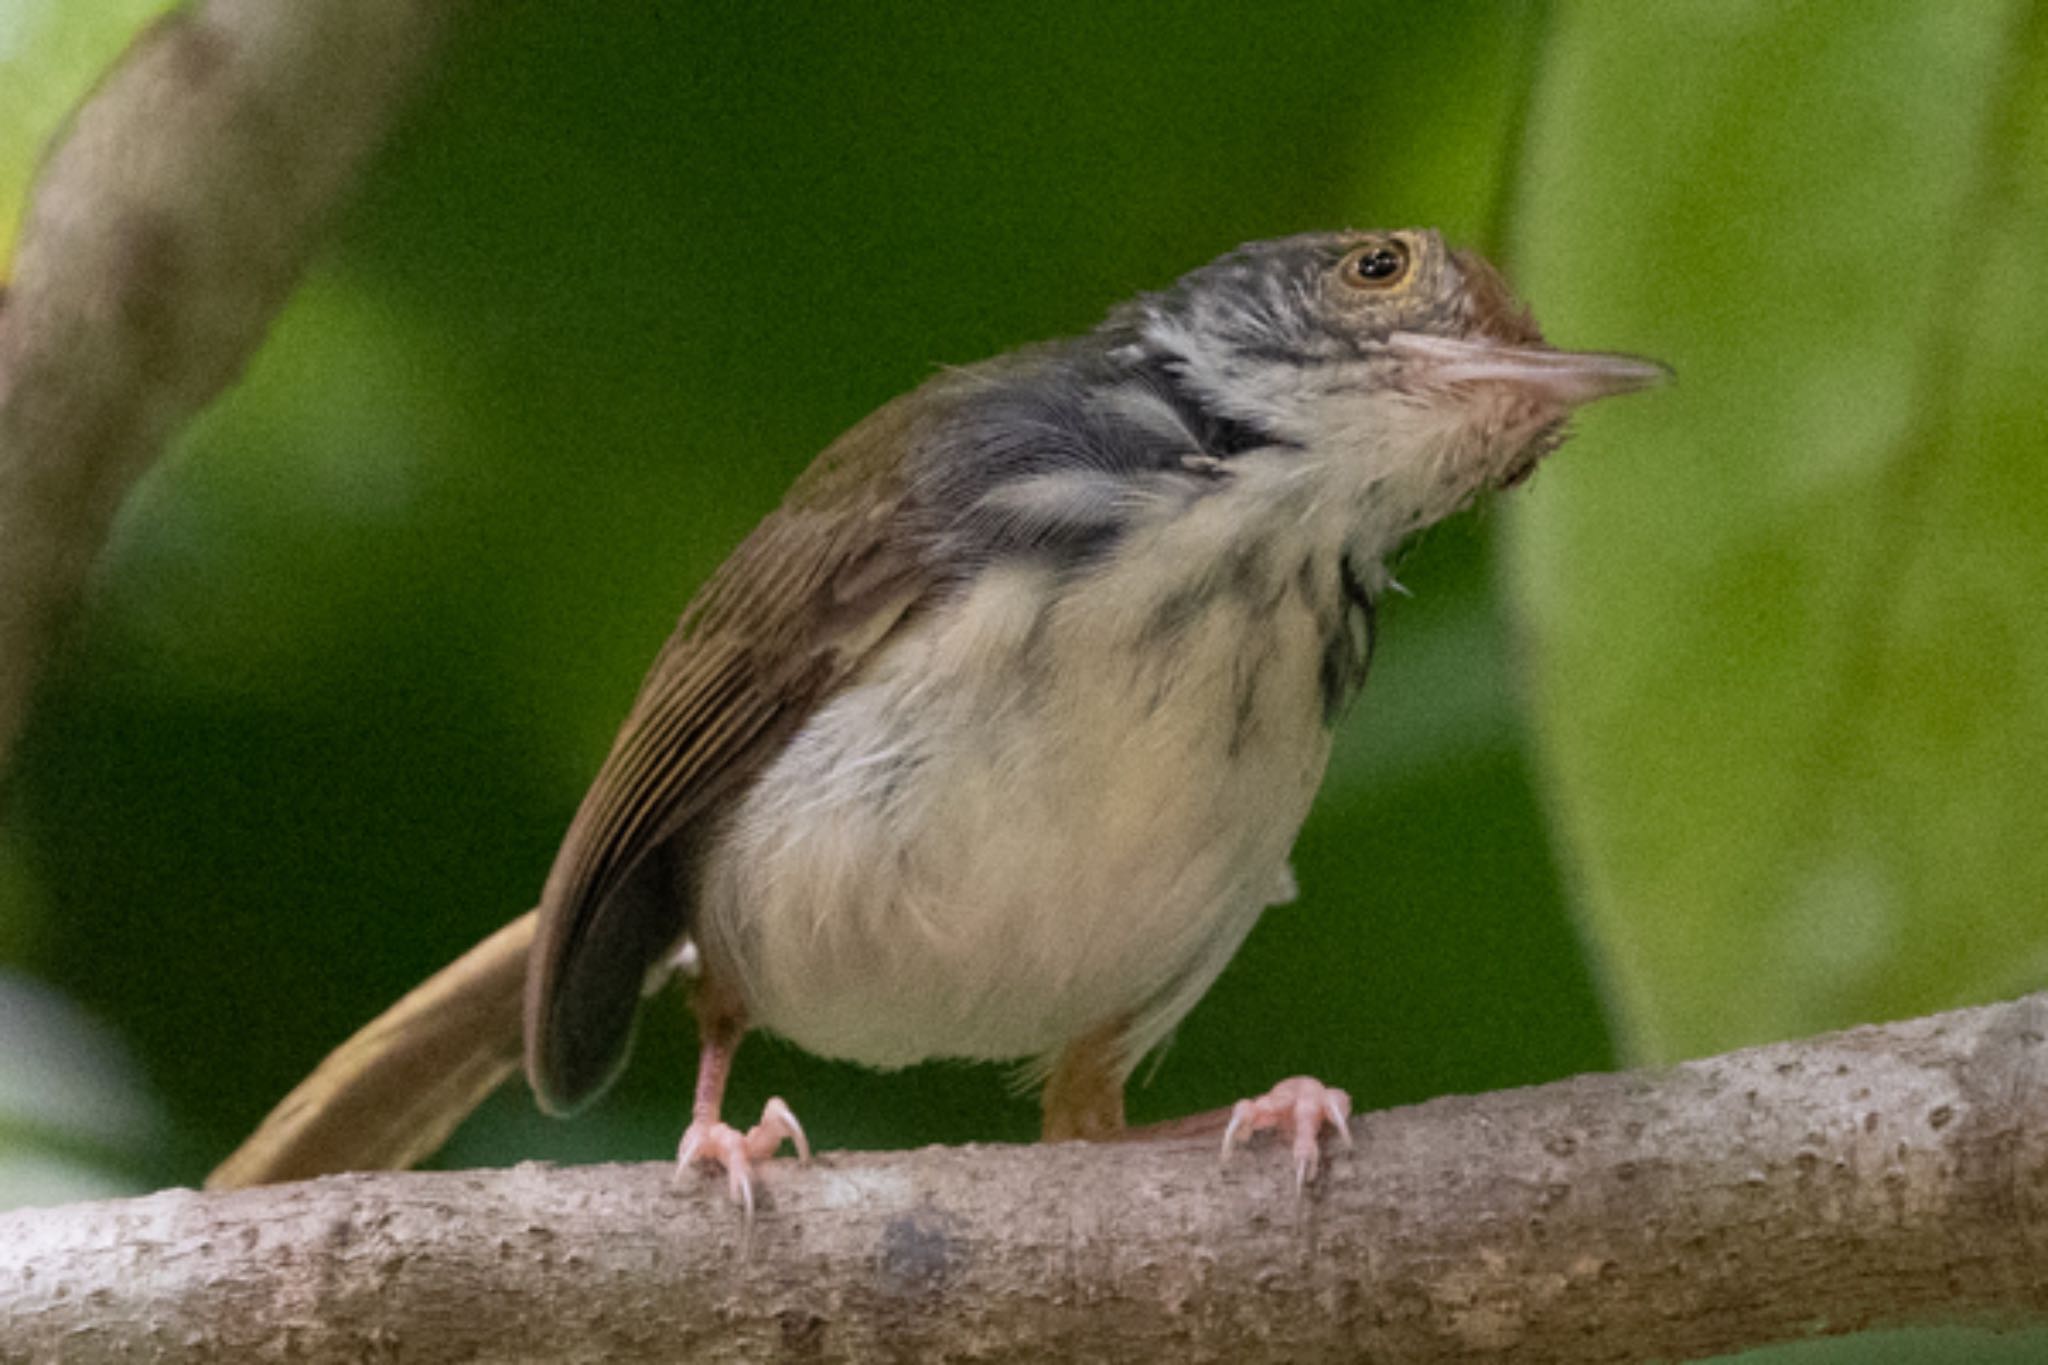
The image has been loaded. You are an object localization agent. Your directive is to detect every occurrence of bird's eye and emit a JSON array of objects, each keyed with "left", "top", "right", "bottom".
[{"left": 1340, "top": 240, "right": 1411, "bottom": 291}]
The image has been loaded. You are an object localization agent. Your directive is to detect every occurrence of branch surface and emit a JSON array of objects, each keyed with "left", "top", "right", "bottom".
[
  {"left": 5, "top": 994, "right": 2047, "bottom": 1363},
  {"left": 0, "top": 0, "right": 454, "bottom": 771}
]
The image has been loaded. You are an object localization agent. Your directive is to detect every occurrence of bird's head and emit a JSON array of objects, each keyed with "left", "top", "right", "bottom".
[{"left": 1112, "top": 230, "right": 1666, "bottom": 521}]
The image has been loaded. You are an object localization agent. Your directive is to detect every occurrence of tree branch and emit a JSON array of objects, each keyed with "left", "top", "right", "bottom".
[
  {"left": 5, "top": 994, "right": 2046, "bottom": 1363},
  {"left": 0, "top": 0, "right": 456, "bottom": 773}
]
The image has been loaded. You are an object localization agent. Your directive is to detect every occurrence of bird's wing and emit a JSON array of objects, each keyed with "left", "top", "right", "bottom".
[{"left": 523, "top": 388, "right": 939, "bottom": 1112}]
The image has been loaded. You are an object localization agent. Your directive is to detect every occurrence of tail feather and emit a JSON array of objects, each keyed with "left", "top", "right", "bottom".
[{"left": 207, "top": 912, "right": 536, "bottom": 1189}]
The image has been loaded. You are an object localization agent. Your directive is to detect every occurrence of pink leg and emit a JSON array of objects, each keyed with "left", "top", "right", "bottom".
[
  {"left": 674, "top": 1001, "right": 808, "bottom": 1217},
  {"left": 1219, "top": 1075, "right": 1354, "bottom": 1191},
  {"left": 1041, "top": 1025, "right": 1352, "bottom": 1193}
]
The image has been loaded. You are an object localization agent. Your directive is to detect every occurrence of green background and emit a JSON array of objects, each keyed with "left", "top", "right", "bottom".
[{"left": 2, "top": 4, "right": 2044, "bottom": 1361}]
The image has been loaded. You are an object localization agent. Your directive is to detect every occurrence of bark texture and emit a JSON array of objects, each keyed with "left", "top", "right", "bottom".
[
  {"left": 0, "top": 0, "right": 455, "bottom": 772},
  {"left": 4, "top": 993, "right": 2046, "bottom": 1363}
]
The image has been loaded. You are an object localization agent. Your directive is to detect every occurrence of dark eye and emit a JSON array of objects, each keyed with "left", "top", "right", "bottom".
[{"left": 1341, "top": 240, "right": 1411, "bottom": 290}]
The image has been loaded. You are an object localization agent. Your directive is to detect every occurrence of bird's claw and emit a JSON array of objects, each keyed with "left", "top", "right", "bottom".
[
  {"left": 674, "top": 1096, "right": 811, "bottom": 1218},
  {"left": 1219, "top": 1076, "right": 1354, "bottom": 1191}
]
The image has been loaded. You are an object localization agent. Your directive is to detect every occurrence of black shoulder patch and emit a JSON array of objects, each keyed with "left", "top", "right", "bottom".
[{"left": 1134, "top": 352, "right": 1296, "bottom": 459}]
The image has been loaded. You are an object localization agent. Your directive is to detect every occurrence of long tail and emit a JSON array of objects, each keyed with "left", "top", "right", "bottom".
[{"left": 207, "top": 912, "right": 536, "bottom": 1189}]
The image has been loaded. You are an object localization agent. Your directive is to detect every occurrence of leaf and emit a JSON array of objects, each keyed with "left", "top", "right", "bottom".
[
  {"left": 0, "top": 970, "right": 162, "bottom": 1210},
  {"left": 1506, "top": 4, "right": 2048, "bottom": 1061}
]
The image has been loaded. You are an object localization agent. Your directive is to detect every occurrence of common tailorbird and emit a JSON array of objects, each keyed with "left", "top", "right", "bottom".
[{"left": 210, "top": 229, "right": 1664, "bottom": 1205}]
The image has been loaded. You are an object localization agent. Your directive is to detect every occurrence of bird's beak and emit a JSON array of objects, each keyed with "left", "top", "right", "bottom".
[{"left": 1386, "top": 332, "right": 1670, "bottom": 409}]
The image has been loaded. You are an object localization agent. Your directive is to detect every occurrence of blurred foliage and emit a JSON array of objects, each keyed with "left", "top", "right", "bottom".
[
  {"left": 1, "top": 3, "right": 2045, "bottom": 1361},
  {"left": 1511, "top": 4, "right": 2048, "bottom": 1062},
  {"left": 0, "top": 969, "right": 164, "bottom": 1208},
  {"left": 0, "top": 0, "right": 173, "bottom": 266}
]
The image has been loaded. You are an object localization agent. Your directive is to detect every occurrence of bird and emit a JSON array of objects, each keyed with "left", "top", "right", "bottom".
[{"left": 208, "top": 228, "right": 1664, "bottom": 1206}]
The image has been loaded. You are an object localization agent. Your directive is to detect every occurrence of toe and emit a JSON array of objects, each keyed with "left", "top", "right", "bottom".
[
  {"left": 745, "top": 1097, "right": 810, "bottom": 1163},
  {"left": 674, "top": 1101, "right": 811, "bottom": 1214},
  {"left": 725, "top": 1148, "right": 756, "bottom": 1218},
  {"left": 1219, "top": 1076, "right": 1354, "bottom": 1186}
]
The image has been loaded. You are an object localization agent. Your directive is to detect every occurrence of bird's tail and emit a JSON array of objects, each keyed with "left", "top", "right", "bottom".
[{"left": 207, "top": 912, "right": 536, "bottom": 1189}]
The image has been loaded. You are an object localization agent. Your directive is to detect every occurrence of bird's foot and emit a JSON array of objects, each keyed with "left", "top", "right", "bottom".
[
  {"left": 1220, "top": 1075, "right": 1353, "bottom": 1190},
  {"left": 674, "top": 1097, "right": 810, "bottom": 1217}
]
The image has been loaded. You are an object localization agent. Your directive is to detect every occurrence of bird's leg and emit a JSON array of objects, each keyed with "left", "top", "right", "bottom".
[
  {"left": 674, "top": 987, "right": 808, "bottom": 1216},
  {"left": 1218, "top": 1076, "right": 1353, "bottom": 1191},
  {"left": 1138, "top": 1077, "right": 1353, "bottom": 1191},
  {"left": 1042, "top": 1024, "right": 1351, "bottom": 1190},
  {"left": 1040, "top": 1018, "right": 1128, "bottom": 1141}
]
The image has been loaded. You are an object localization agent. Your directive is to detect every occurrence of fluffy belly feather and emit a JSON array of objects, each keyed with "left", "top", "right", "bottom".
[{"left": 697, "top": 514, "right": 1344, "bottom": 1077}]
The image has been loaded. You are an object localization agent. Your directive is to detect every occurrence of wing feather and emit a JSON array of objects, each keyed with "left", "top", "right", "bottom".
[{"left": 523, "top": 389, "right": 937, "bottom": 1112}]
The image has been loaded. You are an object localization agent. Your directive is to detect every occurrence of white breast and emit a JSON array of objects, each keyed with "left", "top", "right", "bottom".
[{"left": 695, "top": 450, "right": 1364, "bottom": 1080}]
